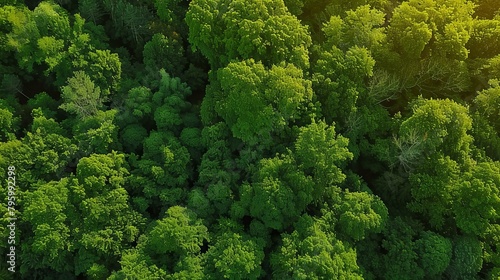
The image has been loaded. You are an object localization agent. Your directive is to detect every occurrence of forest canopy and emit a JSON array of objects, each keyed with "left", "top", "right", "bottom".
[{"left": 0, "top": 0, "right": 500, "bottom": 279}]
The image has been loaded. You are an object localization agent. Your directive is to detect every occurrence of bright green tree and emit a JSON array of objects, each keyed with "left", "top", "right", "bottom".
[
  {"left": 204, "top": 219, "right": 265, "bottom": 280},
  {"left": 186, "top": 0, "right": 311, "bottom": 69},
  {"left": 59, "top": 71, "right": 105, "bottom": 118},
  {"left": 21, "top": 178, "right": 74, "bottom": 274},
  {"left": 453, "top": 161, "right": 500, "bottom": 236},
  {"left": 215, "top": 59, "right": 314, "bottom": 146},
  {"left": 294, "top": 120, "right": 353, "bottom": 195},
  {"left": 271, "top": 214, "right": 363, "bottom": 279},
  {"left": 336, "top": 190, "right": 388, "bottom": 241},
  {"left": 110, "top": 206, "right": 208, "bottom": 279}
]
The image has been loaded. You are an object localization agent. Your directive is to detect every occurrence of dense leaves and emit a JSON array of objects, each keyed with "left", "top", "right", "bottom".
[{"left": 0, "top": 0, "right": 499, "bottom": 279}]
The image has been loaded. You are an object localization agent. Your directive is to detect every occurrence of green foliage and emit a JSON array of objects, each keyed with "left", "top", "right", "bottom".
[
  {"left": 294, "top": 120, "right": 352, "bottom": 192},
  {"left": 415, "top": 231, "right": 452, "bottom": 277},
  {"left": 407, "top": 155, "right": 459, "bottom": 229},
  {"left": 216, "top": 60, "right": 314, "bottom": 146},
  {"left": 204, "top": 225, "right": 264, "bottom": 280},
  {"left": 105, "top": 0, "right": 153, "bottom": 49},
  {"left": 283, "top": 0, "right": 304, "bottom": 16},
  {"left": 78, "top": 0, "right": 105, "bottom": 24},
  {"left": 380, "top": 0, "right": 475, "bottom": 96},
  {"left": 120, "top": 124, "right": 148, "bottom": 153},
  {"left": 186, "top": 0, "right": 312, "bottom": 69},
  {"left": 380, "top": 218, "right": 425, "bottom": 280},
  {"left": 26, "top": 92, "right": 60, "bottom": 119},
  {"left": 388, "top": 0, "right": 475, "bottom": 61},
  {"left": 59, "top": 71, "right": 105, "bottom": 118},
  {"left": 337, "top": 191, "right": 388, "bottom": 241},
  {"left": 453, "top": 161, "right": 500, "bottom": 235},
  {"left": 240, "top": 153, "right": 315, "bottom": 231},
  {"left": 111, "top": 206, "right": 207, "bottom": 279},
  {"left": 0, "top": 99, "right": 18, "bottom": 141},
  {"left": 400, "top": 98, "right": 473, "bottom": 163},
  {"left": 474, "top": 79, "right": 500, "bottom": 131},
  {"left": 1, "top": 0, "right": 500, "bottom": 278},
  {"left": 3, "top": 3, "right": 121, "bottom": 88},
  {"left": 152, "top": 70, "right": 192, "bottom": 132},
  {"left": 72, "top": 109, "right": 121, "bottom": 156},
  {"left": 143, "top": 33, "right": 186, "bottom": 78},
  {"left": 21, "top": 179, "right": 73, "bottom": 273},
  {"left": 322, "top": 5, "right": 386, "bottom": 52},
  {"left": 144, "top": 206, "right": 209, "bottom": 256},
  {"left": 123, "top": 86, "right": 154, "bottom": 122},
  {"left": 446, "top": 235, "right": 483, "bottom": 279},
  {"left": 468, "top": 17, "right": 500, "bottom": 58},
  {"left": 0, "top": 109, "right": 76, "bottom": 185},
  {"left": 312, "top": 44, "right": 375, "bottom": 126},
  {"left": 154, "top": 0, "right": 184, "bottom": 25},
  {"left": 271, "top": 215, "right": 363, "bottom": 279},
  {"left": 108, "top": 249, "right": 168, "bottom": 279}
]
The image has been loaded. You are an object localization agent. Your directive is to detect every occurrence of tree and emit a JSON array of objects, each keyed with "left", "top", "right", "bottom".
[
  {"left": 294, "top": 120, "right": 353, "bottom": 195},
  {"left": 105, "top": 0, "right": 153, "bottom": 51},
  {"left": 110, "top": 206, "right": 208, "bottom": 279},
  {"left": 87, "top": 49, "right": 122, "bottom": 93},
  {"left": 59, "top": 71, "right": 105, "bottom": 118},
  {"left": 445, "top": 235, "right": 483, "bottom": 280},
  {"left": 336, "top": 190, "right": 388, "bottom": 241},
  {"left": 407, "top": 156, "right": 459, "bottom": 230},
  {"left": 151, "top": 69, "right": 193, "bottom": 132},
  {"left": 0, "top": 99, "right": 18, "bottom": 141},
  {"left": 108, "top": 249, "right": 168, "bottom": 279},
  {"left": 380, "top": 217, "right": 425, "bottom": 280},
  {"left": 72, "top": 109, "right": 121, "bottom": 157},
  {"left": 215, "top": 60, "right": 314, "bottom": 146},
  {"left": 387, "top": 0, "right": 474, "bottom": 62},
  {"left": 143, "top": 33, "right": 187, "bottom": 78},
  {"left": 204, "top": 219, "right": 265, "bottom": 280},
  {"left": 237, "top": 153, "right": 315, "bottom": 231},
  {"left": 399, "top": 98, "right": 473, "bottom": 164},
  {"left": 26, "top": 92, "right": 60, "bottom": 119},
  {"left": 20, "top": 152, "right": 145, "bottom": 278},
  {"left": 415, "top": 231, "right": 452, "bottom": 278},
  {"left": 73, "top": 152, "right": 145, "bottom": 277},
  {"left": 196, "top": 123, "right": 239, "bottom": 218},
  {"left": 473, "top": 79, "right": 500, "bottom": 131},
  {"left": 271, "top": 214, "right": 363, "bottom": 279},
  {"left": 468, "top": 17, "right": 500, "bottom": 59},
  {"left": 120, "top": 124, "right": 148, "bottom": 153},
  {"left": 483, "top": 224, "right": 500, "bottom": 279},
  {"left": 121, "top": 86, "right": 154, "bottom": 125},
  {"left": 21, "top": 178, "right": 74, "bottom": 274},
  {"left": 4, "top": 3, "right": 121, "bottom": 89},
  {"left": 154, "top": 0, "right": 186, "bottom": 25},
  {"left": 78, "top": 0, "right": 105, "bottom": 24},
  {"left": 379, "top": 0, "right": 476, "bottom": 97},
  {"left": 0, "top": 108, "right": 76, "bottom": 187},
  {"left": 469, "top": 80, "right": 500, "bottom": 160},
  {"left": 128, "top": 130, "right": 193, "bottom": 213},
  {"left": 186, "top": 0, "right": 311, "bottom": 69},
  {"left": 144, "top": 206, "right": 208, "bottom": 256},
  {"left": 321, "top": 5, "right": 386, "bottom": 53},
  {"left": 453, "top": 161, "right": 500, "bottom": 236},
  {"left": 312, "top": 44, "right": 375, "bottom": 126}
]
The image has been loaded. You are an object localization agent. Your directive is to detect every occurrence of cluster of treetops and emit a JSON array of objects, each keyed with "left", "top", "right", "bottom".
[{"left": 0, "top": 0, "right": 499, "bottom": 279}]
